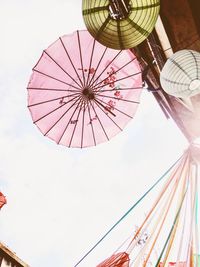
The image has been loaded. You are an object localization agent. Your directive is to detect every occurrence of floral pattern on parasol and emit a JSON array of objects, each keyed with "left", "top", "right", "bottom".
[{"left": 27, "top": 30, "right": 142, "bottom": 148}]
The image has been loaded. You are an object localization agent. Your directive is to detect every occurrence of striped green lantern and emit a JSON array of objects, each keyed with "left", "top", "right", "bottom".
[{"left": 82, "top": 0, "right": 160, "bottom": 50}]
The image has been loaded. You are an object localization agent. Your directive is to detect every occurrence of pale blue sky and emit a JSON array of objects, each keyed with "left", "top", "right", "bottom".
[{"left": 0, "top": 1, "right": 189, "bottom": 266}]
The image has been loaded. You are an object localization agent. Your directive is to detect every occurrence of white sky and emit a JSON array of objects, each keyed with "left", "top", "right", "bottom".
[{"left": 0, "top": 1, "right": 191, "bottom": 266}]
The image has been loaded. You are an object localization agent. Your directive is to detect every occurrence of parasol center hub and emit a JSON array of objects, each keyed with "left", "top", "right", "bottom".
[
  {"left": 189, "top": 79, "right": 200, "bottom": 91},
  {"left": 109, "top": 0, "right": 131, "bottom": 20},
  {"left": 82, "top": 87, "right": 95, "bottom": 100}
]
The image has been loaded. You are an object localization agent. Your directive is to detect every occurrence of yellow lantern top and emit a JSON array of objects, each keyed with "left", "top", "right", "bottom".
[{"left": 82, "top": 0, "right": 160, "bottom": 50}]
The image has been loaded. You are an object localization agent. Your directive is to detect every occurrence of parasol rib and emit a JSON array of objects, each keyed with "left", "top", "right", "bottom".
[
  {"left": 59, "top": 37, "right": 84, "bottom": 87},
  {"left": 94, "top": 100, "right": 123, "bottom": 131},
  {"left": 96, "top": 97, "right": 133, "bottom": 119},
  {"left": 94, "top": 76, "right": 142, "bottom": 92},
  {"left": 33, "top": 69, "right": 81, "bottom": 91},
  {"left": 90, "top": 101, "right": 110, "bottom": 141},
  {"left": 27, "top": 87, "right": 80, "bottom": 93},
  {"left": 43, "top": 96, "right": 81, "bottom": 137},
  {"left": 32, "top": 95, "right": 80, "bottom": 124},
  {"left": 86, "top": 37, "right": 96, "bottom": 86},
  {"left": 81, "top": 102, "right": 86, "bottom": 148},
  {"left": 57, "top": 97, "right": 83, "bottom": 144},
  {"left": 89, "top": 50, "right": 123, "bottom": 88},
  {"left": 28, "top": 92, "right": 80, "bottom": 108},
  {"left": 77, "top": 31, "right": 86, "bottom": 87},
  {"left": 69, "top": 100, "right": 84, "bottom": 147},
  {"left": 93, "top": 72, "right": 142, "bottom": 92},
  {"left": 94, "top": 98, "right": 116, "bottom": 117},
  {"left": 96, "top": 93, "right": 140, "bottom": 104},
  {"left": 94, "top": 58, "right": 139, "bottom": 89},
  {"left": 44, "top": 50, "right": 83, "bottom": 89},
  {"left": 87, "top": 102, "right": 97, "bottom": 146},
  {"left": 87, "top": 46, "right": 108, "bottom": 87},
  {"left": 99, "top": 87, "right": 143, "bottom": 93}
]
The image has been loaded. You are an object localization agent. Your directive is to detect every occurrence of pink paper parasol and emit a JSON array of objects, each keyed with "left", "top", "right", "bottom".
[
  {"left": 0, "top": 192, "right": 6, "bottom": 209},
  {"left": 97, "top": 252, "right": 130, "bottom": 267},
  {"left": 27, "top": 30, "right": 142, "bottom": 148}
]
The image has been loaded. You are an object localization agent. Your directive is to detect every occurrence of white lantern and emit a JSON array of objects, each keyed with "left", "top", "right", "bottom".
[{"left": 160, "top": 49, "right": 200, "bottom": 98}]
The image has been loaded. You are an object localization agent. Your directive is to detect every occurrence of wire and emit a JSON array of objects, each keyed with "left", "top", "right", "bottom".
[{"left": 73, "top": 154, "right": 184, "bottom": 267}]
